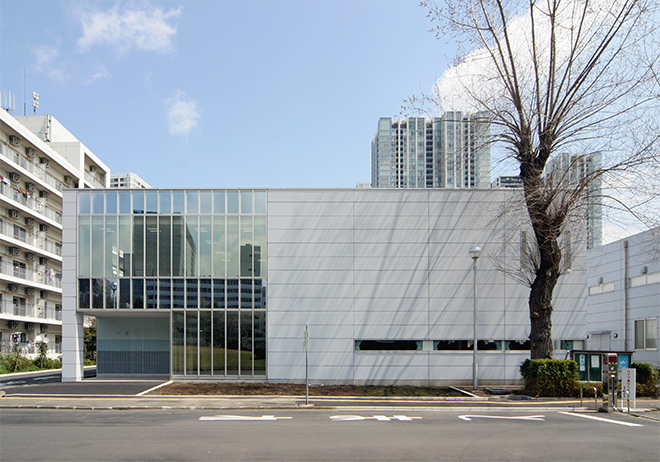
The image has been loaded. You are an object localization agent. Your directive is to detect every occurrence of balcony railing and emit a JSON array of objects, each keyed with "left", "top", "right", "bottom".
[
  {"left": 0, "top": 341, "right": 62, "bottom": 356},
  {"left": 0, "top": 182, "right": 62, "bottom": 224},
  {"left": 0, "top": 220, "right": 62, "bottom": 256},
  {"left": 84, "top": 171, "right": 105, "bottom": 188},
  {"left": 0, "top": 142, "right": 65, "bottom": 192},
  {"left": 0, "top": 260, "right": 62, "bottom": 289},
  {"left": 0, "top": 299, "right": 62, "bottom": 321}
]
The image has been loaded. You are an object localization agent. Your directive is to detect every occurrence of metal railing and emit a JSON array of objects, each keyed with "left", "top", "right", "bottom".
[
  {"left": 0, "top": 182, "right": 62, "bottom": 224},
  {"left": 580, "top": 386, "right": 598, "bottom": 409},
  {"left": 0, "top": 299, "right": 62, "bottom": 321},
  {"left": 0, "top": 142, "right": 64, "bottom": 192},
  {"left": 0, "top": 341, "right": 62, "bottom": 356},
  {"left": 0, "top": 220, "right": 62, "bottom": 256},
  {"left": 84, "top": 171, "right": 105, "bottom": 188},
  {"left": 0, "top": 260, "right": 62, "bottom": 288}
]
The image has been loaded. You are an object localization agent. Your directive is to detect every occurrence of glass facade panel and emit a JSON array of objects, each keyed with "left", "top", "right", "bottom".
[
  {"left": 240, "top": 311, "right": 253, "bottom": 375},
  {"left": 213, "top": 311, "right": 226, "bottom": 375},
  {"left": 227, "top": 216, "right": 239, "bottom": 277},
  {"left": 226, "top": 311, "right": 239, "bottom": 375},
  {"left": 75, "top": 189, "right": 267, "bottom": 378},
  {"left": 240, "top": 191, "right": 252, "bottom": 214},
  {"left": 186, "top": 216, "right": 198, "bottom": 277},
  {"left": 199, "top": 311, "right": 212, "bottom": 375},
  {"left": 118, "top": 216, "right": 131, "bottom": 276},
  {"left": 227, "top": 191, "right": 238, "bottom": 214},
  {"left": 91, "top": 216, "right": 104, "bottom": 277},
  {"left": 92, "top": 191, "right": 104, "bottom": 214},
  {"left": 132, "top": 216, "right": 144, "bottom": 276},
  {"left": 172, "top": 312, "right": 184, "bottom": 375},
  {"left": 132, "top": 191, "right": 145, "bottom": 214},
  {"left": 186, "top": 191, "right": 198, "bottom": 214},
  {"left": 159, "top": 279, "right": 171, "bottom": 309},
  {"left": 79, "top": 192, "right": 90, "bottom": 214},
  {"left": 200, "top": 191, "right": 212, "bottom": 214},
  {"left": 159, "top": 217, "right": 171, "bottom": 277},
  {"left": 159, "top": 191, "right": 171, "bottom": 214},
  {"left": 119, "top": 191, "right": 131, "bottom": 214},
  {"left": 186, "top": 311, "right": 198, "bottom": 375},
  {"left": 145, "top": 217, "right": 158, "bottom": 276},
  {"left": 78, "top": 216, "right": 90, "bottom": 277},
  {"left": 199, "top": 216, "right": 212, "bottom": 277},
  {"left": 213, "top": 216, "right": 226, "bottom": 277},
  {"left": 133, "top": 278, "right": 144, "bottom": 308},
  {"left": 106, "top": 191, "right": 117, "bottom": 214},
  {"left": 172, "top": 278, "right": 185, "bottom": 308},
  {"left": 146, "top": 192, "right": 158, "bottom": 214}
]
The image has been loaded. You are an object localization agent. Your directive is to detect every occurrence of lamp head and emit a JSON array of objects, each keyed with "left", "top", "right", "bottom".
[{"left": 469, "top": 246, "right": 482, "bottom": 260}]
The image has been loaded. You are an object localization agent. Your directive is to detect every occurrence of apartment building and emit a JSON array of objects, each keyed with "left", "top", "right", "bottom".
[
  {"left": 371, "top": 113, "right": 491, "bottom": 189},
  {"left": 110, "top": 172, "right": 151, "bottom": 189},
  {"left": 0, "top": 110, "right": 109, "bottom": 357}
]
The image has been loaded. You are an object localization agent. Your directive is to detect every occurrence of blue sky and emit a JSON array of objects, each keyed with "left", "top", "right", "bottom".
[{"left": 0, "top": 0, "right": 458, "bottom": 188}]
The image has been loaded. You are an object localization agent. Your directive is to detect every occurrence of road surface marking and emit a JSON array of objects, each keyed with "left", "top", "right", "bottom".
[
  {"left": 330, "top": 415, "right": 422, "bottom": 422},
  {"left": 559, "top": 412, "right": 643, "bottom": 427},
  {"left": 200, "top": 415, "right": 292, "bottom": 421},
  {"left": 459, "top": 415, "right": 545, "bottom": 421}
]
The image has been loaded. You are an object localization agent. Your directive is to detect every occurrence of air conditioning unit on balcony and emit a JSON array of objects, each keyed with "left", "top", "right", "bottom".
[
  {"left": 24, "top": 217, "right": 34, "bottom": 227},
  {"left": 89, "top": 165, "right": 96, "bottom": 173},
  {"left": 40, "top": 290, "right": 49, "bottom": 299},
  {"left": 8, "top": 135, "right": 20, "bottom": 146},
  {"left": 25, "top": 252, "right": 34, "bottom": 261},
  {"left": 39, "top": 158, "right": 49, "bottom": 168},
  {"left": 25, "top": 182, "right": 35, "bottom": 192},
  {"left": 39, "top": 190, "right": 49, "bottom": 199},
  {"left": 7, "top": 209, "right": 19, "bottom": 219},
  {"left": 8, "top": 321, "right": 18, "bottom": 329},
  {"left": 39, "top": 223, "right": 48, "bottom": 232},
  {"left": 25, "top": 147, "right": 35, "bottom": 159},
  {"left": 40, "top": 324, "right": 49, "bottom": 332},
  {"left": 6, "top": 246, "right": 19, "bottom": 255},
  {"left": 39, "top": 257, "right": 48, "bottom": 265},
  {"left": 7, "top": 284, "right": 18, "bottom": 292},
  {"left": 63, "top": 175, "right": 73, "bottom": 184},
  {"left": 26, "top": 323, "right": 34, "bottom": 331},
  {"left": 25, "top": 287, "right": 34, "bottom": 296},
  {"left": 8, "top": 172, "right": 20, "bottom": 182}
]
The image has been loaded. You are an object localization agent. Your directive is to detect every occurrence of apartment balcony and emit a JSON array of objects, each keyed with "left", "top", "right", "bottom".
[
  {"left": 0, "top": 260, "right": 62, "bottom": 289},
  {"left": 84, "top": 171, "right": 105, "bottom": 189},
  {"left": 0, "top": 182, "right": 62, "bottom": 225},
  {"left": 0, "top": 219, "right": 62, "bottom": 256},
  {"left": 0, "top": 142, "right": 64, "bottom": 193},
  {"left": 1, "top": 299, "right": 62, "bottom": 322}
]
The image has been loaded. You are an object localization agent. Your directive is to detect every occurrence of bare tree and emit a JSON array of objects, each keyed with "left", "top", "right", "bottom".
[{"left": 414, "top": 0, "right": 660, "bottom": 358}]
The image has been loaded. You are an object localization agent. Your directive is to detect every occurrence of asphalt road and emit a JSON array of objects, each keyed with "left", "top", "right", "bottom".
[{"left": 1, "top": 408, "right": 657, "bottom": 461}]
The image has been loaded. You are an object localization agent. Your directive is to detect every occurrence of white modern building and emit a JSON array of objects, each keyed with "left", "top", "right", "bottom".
[
  {"left": 587, "top": 228, "right": 659, "bottom": 367},
  {"left": 371, "top": 114, "right": 491, "bottom": 189},
  {"left": 110, "top": 172, "right": 151, "bottom": 189},
  {"left": 62, "top": 188, "right": 588, "bottom": 384},
  {"left": 0, "top": 110, "right": 110, "bottom": 357}
]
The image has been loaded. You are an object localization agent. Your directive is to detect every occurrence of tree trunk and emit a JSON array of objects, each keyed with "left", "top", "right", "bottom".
[{"left": 529, "top": 264, "right": 559, "bottom": 359}]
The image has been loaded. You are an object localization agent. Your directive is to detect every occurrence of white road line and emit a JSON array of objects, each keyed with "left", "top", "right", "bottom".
[
  {"left": 458, "top": 415, "right": 545, "bottom": 421},
  {"left": 559, "top": 412, "right": 643, "bottom": 427},
  {"left": 200, "top": 415, "right": 292, "bottom": 421}
]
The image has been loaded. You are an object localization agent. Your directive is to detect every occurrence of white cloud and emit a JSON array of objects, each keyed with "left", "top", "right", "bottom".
[
  {"left": 165, "top": 91, "right": 200, "bottom": 136},
  {"left": 84, "top": 66, "right": 111, "bottom": 85},
  {"left": 33, "top": 40, "right": 68, "bottom": 81},
  {"left": 77, "top": 3, "right": 182, "bottom": 54}
]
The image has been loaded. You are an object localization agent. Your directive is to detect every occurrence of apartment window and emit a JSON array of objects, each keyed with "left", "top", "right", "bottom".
[{"left": 635, "top": 318, "right": 658, "bottom": 350}]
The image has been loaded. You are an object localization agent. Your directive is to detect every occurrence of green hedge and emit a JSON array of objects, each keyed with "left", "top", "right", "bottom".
[
  {"left": 520, "top": 359, "right": 579, "bottom": 397},
  {"left": 631, "top": 362, "right": 659, "bottom": 397}
]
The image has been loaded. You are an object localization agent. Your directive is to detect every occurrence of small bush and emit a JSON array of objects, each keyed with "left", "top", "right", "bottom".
[
  {"left": 631, "top": 362, "right": 659, "bottom": 397},
  {"left": 520, "top": 359, "right": 579, "bottom": 397},
  {"left": 0, "top": 353, "right": 37, "bottom": 374}
]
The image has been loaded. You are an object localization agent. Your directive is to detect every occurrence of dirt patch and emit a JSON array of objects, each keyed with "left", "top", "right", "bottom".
[{"left": 148, "top": 382, "right": 466, "bottom": 397}]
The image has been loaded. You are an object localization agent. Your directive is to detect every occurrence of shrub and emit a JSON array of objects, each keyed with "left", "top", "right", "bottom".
[
  {"left": 0, "top": 353, "right": 37, "bottom": 374},
  {"left": 631, "top": 362, "right": 659, "bottom": 397},
  {"left": 520, "top": 359, "right": 579, "bottom": 397}
]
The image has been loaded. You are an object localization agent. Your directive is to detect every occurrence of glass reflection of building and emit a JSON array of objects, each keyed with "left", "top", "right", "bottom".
[{"left": 76, "top": 189, "right": 267, "bottom": 377}]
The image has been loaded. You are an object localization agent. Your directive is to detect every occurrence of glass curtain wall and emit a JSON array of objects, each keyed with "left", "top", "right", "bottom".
[{"left": 78, "top": 189, "right": 267, "bottom": 377}]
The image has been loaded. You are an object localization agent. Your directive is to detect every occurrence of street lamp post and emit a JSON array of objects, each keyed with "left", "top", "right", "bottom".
[{"left": 469, "top": 246, "right": 482, "bottom": 390}]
